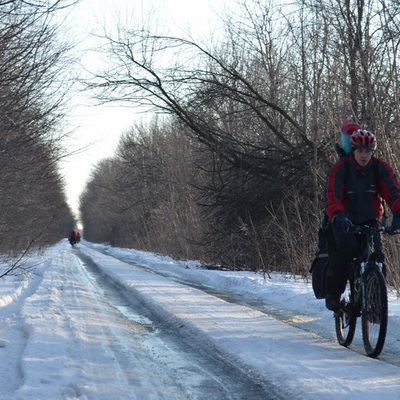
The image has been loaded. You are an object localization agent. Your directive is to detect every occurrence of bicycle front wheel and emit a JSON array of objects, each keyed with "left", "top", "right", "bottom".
[
  {"left": 335, "top": 278, "right": 357, "bottom": 347},
  {"left": 361, "top": 268, "right": 388, "bottom": 358}
]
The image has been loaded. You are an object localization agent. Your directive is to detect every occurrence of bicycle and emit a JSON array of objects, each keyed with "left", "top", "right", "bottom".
[{"left": 334, "top": 224, "right": 397, "bottom": 358}]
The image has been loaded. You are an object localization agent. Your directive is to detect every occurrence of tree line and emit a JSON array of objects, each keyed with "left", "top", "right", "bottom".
[
  {"left": 80, "top": 0, "right": 400, "bottom": 285},
  {"left": 0, "top": 0, "right": 76, "bottom": 272}
]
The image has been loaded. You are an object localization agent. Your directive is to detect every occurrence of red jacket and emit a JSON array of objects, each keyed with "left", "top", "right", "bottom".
[{"left": 325, "top": 155, "right": 400, "bottom": 224}]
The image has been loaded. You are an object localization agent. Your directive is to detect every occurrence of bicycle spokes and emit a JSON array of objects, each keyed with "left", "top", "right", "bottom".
[
  {"left": 361, "top": 269, "right": 388, "bottom": 358},
  {"left": 335, "top": 282, "right": 356, "bottom": 347}
]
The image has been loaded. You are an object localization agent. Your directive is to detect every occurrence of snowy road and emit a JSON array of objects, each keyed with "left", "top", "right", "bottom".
[
  {"left": 1, "top": 240, "right": 400, "bottom": 399},
  {"left": 74, "top": 252, "right": 278, "bottom": 399},
  {"left": 0, "top": 242, "right": 283, "bottom": 399},
  {"left": 84, "top": 242, "right": 400, "bottom": 368}
]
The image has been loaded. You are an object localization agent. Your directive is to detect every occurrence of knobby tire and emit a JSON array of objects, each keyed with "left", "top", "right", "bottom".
[
  {"left": 335, "top": 278, "right": 357, "bottom": 347},
  {"left": 361, "top": 268, "right": 388, "bottom": 358}
]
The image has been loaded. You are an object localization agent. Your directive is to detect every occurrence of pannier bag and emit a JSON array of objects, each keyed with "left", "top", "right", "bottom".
[
  {"left": 310, "top": 215, "right": 334, "bottom": 299},
  {"left": 310, "top": 244, "right": 329, "bottom": 299}
]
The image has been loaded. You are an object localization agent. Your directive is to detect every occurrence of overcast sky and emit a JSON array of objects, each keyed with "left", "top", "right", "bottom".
[{"left": 59, "top": 0, "right": 227, "bottom": 219}]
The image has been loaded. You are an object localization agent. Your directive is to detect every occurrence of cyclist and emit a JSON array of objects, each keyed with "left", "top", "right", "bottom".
[
  {"left": 68, "top": 229, "right": 77, "bottom": 246},
  {"left": 324, "top": 128, "right": 400, "bottom": 311}
]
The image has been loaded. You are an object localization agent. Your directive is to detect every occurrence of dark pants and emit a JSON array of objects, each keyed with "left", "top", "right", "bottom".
[{"left": 325, "top": 221, "right": 383, "bottom": 295}]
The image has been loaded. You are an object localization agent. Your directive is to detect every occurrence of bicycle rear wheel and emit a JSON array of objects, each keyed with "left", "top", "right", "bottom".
[
  {"left": 361, "top": 268, "right": 388, "bottom": 358},
  {"left": 335, "top": 278, "right": 357, "bottom": 346}
]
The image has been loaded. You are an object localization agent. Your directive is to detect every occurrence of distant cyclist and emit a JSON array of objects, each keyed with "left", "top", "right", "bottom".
[
  {"left": 68, "top": 229, "right": 77, "bottom": 246},
  {"left": 324, "top": 128, "right": 400, "bottom": 311}
]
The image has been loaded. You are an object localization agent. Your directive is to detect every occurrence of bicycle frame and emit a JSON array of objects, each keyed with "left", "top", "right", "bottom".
[
  {"left": 353, "top": 228, "right": 383, "bottom": 302},
  {"left": 335, "top": 225, "right": 394, "bottom": 358}
]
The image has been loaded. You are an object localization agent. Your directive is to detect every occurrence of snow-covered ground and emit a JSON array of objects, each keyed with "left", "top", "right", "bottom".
[{"left": 1, "top": 239, "right": 400, "bottom": 399}]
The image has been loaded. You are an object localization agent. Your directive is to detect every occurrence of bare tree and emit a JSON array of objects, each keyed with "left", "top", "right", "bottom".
[
  {"left": 80, "top": 118, "right": 206, "bottom": 259},
  {"left": 0, "top": 0, "right": 78, "bottom": 269},
  {"left": 80, "top": 0, "right": 400, "bottom": 275}
]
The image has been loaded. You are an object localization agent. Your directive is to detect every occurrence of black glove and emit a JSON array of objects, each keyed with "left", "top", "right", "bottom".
[
  {"left": 333, "top": 214, "right": 353, "bottom": 230},
  {"left": 392, "top": 212, "right": 400, "bottom": 230}
]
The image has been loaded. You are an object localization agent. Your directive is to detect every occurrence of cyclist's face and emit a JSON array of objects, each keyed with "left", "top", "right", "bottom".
[{"left": 354, "top": 148, "right": 374, "bottom": 166}]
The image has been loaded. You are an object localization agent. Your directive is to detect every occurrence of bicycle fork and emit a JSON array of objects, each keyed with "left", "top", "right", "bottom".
[{"left": 360, "top": 261, "right": 385, "bottom": 312}]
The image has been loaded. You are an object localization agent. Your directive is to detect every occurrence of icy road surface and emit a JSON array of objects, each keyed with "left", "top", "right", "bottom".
[{"left": 0, "top": 240, "right": 400, "bottom": 399}]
